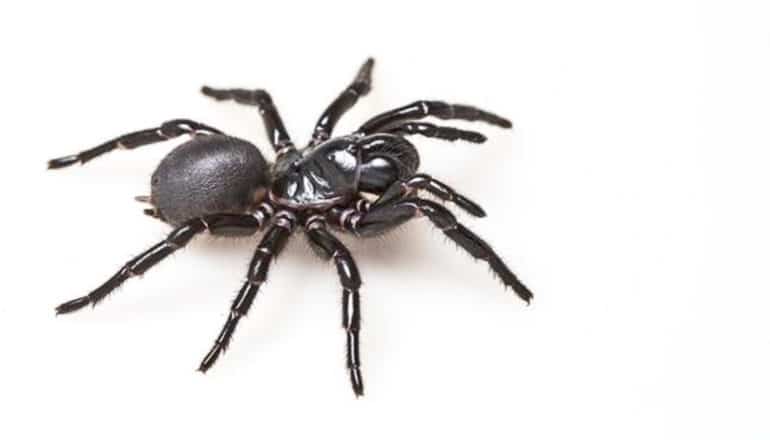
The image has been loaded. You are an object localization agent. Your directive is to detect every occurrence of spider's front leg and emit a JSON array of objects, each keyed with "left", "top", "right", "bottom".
[
  {"left": 372, "top": 174, "right": 487, "bottom": 218},
  {"left": 354, "top": 99, "right": 511, "bottom": 148},
  {"left": 385, "top": 122, "right": 488, "bottom": 144},
  {"left": 330, "top": 198, "right": 533, "bottom": 303},
  {"left": 310, "top": 58, "right": 375, "bottom": 145},
  {"left": 354, "top": 134, "right": 485, "bottom": 217},
  {"left": 358, "top": 100, "right": 512, "bottom": 135}
]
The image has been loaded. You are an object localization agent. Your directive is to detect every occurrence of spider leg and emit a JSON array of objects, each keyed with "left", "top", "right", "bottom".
[
  {"left": 305, "top": 218, "right": 365, "bottom": 397},
  {"left": 358, "top": 100, "right": 512, "bottom": 135},
  {"left": 310, "top": 58, "right": 375, "bottom": 145},
  {"left": 385, "top": 122, "right": 487, "bottom": 144},
  {"left": 352, "top": 134, "right": 483, "bottom": 216},
  {"left": 198, "top": 212, "right": 296, "bottom": 373},
  {"left": 54, "top": 213, "right": 268, "bottom": 315},
  {"left": 200, "top": 86, "right": 294, "bottom": 154},
  {"left": 373, "top": 173, "right": 486, "bottom": 217},
  {"left": 331, "top": 198, "right": 532, "bottom": 303},
  {"left": 47, "top": 119, "right": 223, "bottom": 169}
]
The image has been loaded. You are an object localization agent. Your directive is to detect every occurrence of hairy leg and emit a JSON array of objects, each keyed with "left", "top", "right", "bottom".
[
  {"left": 385, "top": 122, "right": 487, "bottom": 143},
  {"left": 198, "top": 212, "right": 296, "bottom": 372},
  {"left": 55, "top": 213, "right": 270, "bottom": 315},
  {"left": 305, "top": 218, "right": 365, "bottom": 396},
  {"left": 373, "top": 173, "right": 486, "bottom": 217},
  {"left": 331, "top": 198, "right": 532, "bottom": 303},
  {"left": 358, "top": 100, "right": 512, "bottom": 135},
  {"left": 201, "top": 86, "right": 294, "bottom": 154},
  {"left": 311, "top": 58, "right": 375, "bottom": 144},
  {"left": 48, "top": 119, "right": 222, "bottom": 169}
]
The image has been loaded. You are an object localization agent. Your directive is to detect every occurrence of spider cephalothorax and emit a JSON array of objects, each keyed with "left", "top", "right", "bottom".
[{"left": 49, "top": 58, "right": 533, "bottom": 397}]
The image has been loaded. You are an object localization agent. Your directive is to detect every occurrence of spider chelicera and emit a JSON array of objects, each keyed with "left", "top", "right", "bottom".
[{"left": 49, "top": 58, "right": 533, "bottom": 397}]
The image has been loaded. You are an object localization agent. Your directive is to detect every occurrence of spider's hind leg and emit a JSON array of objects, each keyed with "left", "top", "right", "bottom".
[
  {"left": 200, "top": 86, "right": 294, "bottom": 153},
  {"left": 47, "top": 119, "right": 222, "bottom": 169},
  {"left": 54, "top": 214, "right": 268, "bottom": 315}
]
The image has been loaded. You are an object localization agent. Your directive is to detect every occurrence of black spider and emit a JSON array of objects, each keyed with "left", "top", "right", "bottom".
[{"left": 49, "top": 58, "right": 533, "bottom": 397}]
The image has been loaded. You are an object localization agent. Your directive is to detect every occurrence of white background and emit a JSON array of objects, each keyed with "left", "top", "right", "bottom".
[{"left": 1, "top": 1, "right": 769, "bottom": 438}]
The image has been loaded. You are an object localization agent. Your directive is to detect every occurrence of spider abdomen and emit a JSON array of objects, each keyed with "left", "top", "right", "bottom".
[{"left": 150, "top": 134, "right": 269, "bottom": 226}]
